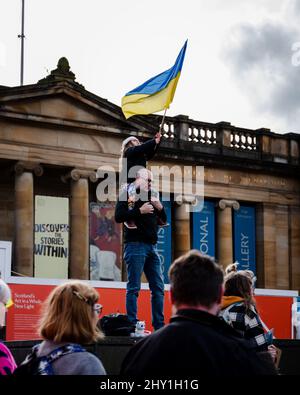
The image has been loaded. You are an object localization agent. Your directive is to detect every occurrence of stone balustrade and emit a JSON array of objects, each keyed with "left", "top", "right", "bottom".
[{"left": 156, "top": 115, "right": 300, "bottom": 166}]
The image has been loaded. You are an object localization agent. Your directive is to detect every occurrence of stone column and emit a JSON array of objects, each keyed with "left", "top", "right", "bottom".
[
  {"left": 256, "top": 203, "right": 276, "bottom": 288},
  {"left": 257, "top": 203, "right": 290, "bottom": 289},
  {"left": 174, "top": 203, "right": 191, "bottom": 259},
  {"left": 14, "top": 161, "right": 43, "bottom": 277},
  {"left": 65, "top": 169, "right": 97, "bottom": 279},
  {"left": 217, "top": 199, "right": 240, "bottom": 269},
  {"left": 256, "top": 204, "right": 265, "bottom": 288},
  {"left": 275, "top": 205, "right": 289, "bottom": 289},
  {"left": 290, "top": 206, "right": 300, "bottom": 291}
]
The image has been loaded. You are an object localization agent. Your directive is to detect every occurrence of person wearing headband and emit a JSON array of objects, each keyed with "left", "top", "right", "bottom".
[{"left": 16, "top": 281, "right": 106, "bottom": 375}]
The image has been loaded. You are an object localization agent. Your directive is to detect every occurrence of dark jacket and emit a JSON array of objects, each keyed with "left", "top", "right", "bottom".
[
  {"left": 115, "top": 189, "right": 167, "bottom": 244},
  {"left": 122, "top": 139, "right": 158, "bottom": 183},
  {"left": 120, "top": 309, "right": 277, "bottom": 376}
]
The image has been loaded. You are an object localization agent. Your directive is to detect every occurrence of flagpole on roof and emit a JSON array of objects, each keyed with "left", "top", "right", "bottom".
[{"left": 18, "top": 0, "right": 25, "bottom": 86}]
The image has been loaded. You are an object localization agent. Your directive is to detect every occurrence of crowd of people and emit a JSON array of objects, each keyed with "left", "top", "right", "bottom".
[
  {"left": 1, "top": 250, "right": 279, "bottom": 376},
  {"left": 0, "top": 134, "right": 280, "bottom": 376}
]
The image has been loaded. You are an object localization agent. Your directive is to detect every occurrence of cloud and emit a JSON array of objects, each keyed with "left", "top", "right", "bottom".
[
  {"left": 223, "top": 0, "right": 300, "bottom": 132},
  {"left": 0, "top": 42, "right": 6, "bottom": 69},
  {"left": 291, "top": 0, "right": 300, "bottom": 16}
]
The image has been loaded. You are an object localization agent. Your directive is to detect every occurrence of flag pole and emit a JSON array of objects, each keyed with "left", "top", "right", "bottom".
[
  {"left": 159, "top": 108, "right": 168, "bottom": 134},
  {"left": 18, "top": 0, "right": 25, "bottom": 86}
]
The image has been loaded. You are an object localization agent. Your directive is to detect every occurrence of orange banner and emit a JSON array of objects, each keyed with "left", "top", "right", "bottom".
[{"left": 6, "top": 283, "right": 293, "bottom": 341}]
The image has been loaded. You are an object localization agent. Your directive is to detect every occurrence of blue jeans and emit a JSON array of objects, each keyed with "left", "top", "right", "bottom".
[{"left": 124, "top": 242, "right": 165, "bottom": 330}]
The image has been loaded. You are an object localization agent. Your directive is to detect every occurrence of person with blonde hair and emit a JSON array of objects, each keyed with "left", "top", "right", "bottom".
[{"left": 16, "top": 281, "right": 106, "bottom": 375}]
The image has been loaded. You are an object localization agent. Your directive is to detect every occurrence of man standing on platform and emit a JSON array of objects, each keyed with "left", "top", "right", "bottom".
[{"left": 115, "top": 168, "right": 166, "bottom": 331}]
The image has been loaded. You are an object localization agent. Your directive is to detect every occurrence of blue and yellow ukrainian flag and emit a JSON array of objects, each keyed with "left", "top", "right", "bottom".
[{"left": 122, "top": 40, "right": 187, "bottom": 119}]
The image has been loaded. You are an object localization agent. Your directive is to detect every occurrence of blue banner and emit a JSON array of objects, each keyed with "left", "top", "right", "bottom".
[
  {"left": 192, "top": 201, "right": 215, "bottom": 258},
  {"left": 233, "top": 206, "right": 256, "bottom": 274},
  {"left": 157, "top": 200, "right": 172, "bottom": 284}
]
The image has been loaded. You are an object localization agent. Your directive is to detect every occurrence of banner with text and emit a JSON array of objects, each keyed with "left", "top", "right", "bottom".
[
  {"left": 6, "top": 284, "right": 51, "bottom": 341},
  {"left": 192, "top": 201, "right": 215, "bottom": 258},
  {"left": 233, "top": 205, "right": 256, "bottom": 273},
  {"left": 34, "top": 196, "right": 69, "bottom": 279}
]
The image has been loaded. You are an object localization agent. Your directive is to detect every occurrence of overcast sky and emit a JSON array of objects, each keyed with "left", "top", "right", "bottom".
[{"left": 1, "top": 0, "right": 300, "bottom": 134}]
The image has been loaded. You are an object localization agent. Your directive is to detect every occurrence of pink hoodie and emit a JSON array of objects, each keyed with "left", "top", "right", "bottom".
[{"left": 0, "top": 342, "right": 17, "bottom": 375}]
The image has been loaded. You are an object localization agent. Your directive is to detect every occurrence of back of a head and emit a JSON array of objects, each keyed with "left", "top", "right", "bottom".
[
  {"left": 39, "top": 281, "right": 103, "bottom": 344},
  {"left": 243, "top": 269, "right": 256, "bottom": 284},
  {"left": 225, "top": 263, "right": 256, "bottom": 285},
  {"left": 224, "top": 271, "right": 253, "bottom": 305},
  {"left": 168, "top": 250, "right": 224, "bottom": 308}
]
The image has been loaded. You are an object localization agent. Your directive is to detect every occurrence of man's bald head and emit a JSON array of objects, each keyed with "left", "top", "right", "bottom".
[{"left": 136, "top": 168, "right": 153, "bottom": 191}]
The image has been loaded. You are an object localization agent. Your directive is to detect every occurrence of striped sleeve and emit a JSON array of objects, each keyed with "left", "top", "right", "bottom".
[{"left": 244, "top": 311, "right": 269, "bottom": 351}]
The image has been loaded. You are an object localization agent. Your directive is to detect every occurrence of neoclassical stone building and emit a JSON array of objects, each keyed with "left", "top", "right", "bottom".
[{"left": 0, "top": 58, "right": 299, "bottom": 290}]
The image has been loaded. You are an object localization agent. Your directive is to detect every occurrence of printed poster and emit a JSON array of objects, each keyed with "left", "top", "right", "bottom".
[
  {"left": 89, "top": 202, "right": 122, "bottom": 281},
  {"left": 34, "top": 196, "right": 69, "bottom": 279}
]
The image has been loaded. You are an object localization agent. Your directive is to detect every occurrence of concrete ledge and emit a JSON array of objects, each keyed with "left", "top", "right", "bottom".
[
  {"left": 4, "top": 338, "right": 300, "bottom": 375},
  {"left": 5, "top": 337, "right": 138, "bottom": 375}
]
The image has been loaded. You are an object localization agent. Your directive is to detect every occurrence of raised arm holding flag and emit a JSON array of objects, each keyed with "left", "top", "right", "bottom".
[{"left": 116, "top": 43, "right": 187, "bottom": 328}]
